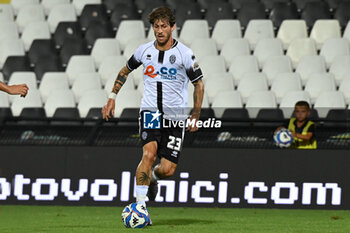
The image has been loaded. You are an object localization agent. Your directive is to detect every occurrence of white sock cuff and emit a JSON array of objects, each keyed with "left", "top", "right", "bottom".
[{"left": 135, "top": 185, "right": 148, "bottom": 196}]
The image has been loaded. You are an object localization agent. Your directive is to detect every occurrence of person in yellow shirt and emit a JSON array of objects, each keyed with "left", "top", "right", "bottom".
[{"left": 277, "top": 101, "right": 317, "bottom": 149}]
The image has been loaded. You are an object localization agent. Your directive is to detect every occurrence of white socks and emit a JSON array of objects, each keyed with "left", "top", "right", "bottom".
[{"left": 135, "top": 185, "right": 148, "bottom": 206}]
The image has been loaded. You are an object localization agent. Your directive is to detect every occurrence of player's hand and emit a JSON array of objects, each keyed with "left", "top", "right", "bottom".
[
  {"left": 102, "top": 98, "right": 115, "bottom": 121},
  {"left": 186, "top": 113, "right": 200, "bottom": 132},
  {"left": 8, "top": 84, "right": 29, "bottom": 97}
]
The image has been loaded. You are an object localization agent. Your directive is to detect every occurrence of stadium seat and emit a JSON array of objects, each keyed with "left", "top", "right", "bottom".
[
  {"left": 320, "top": 38, "right": 349, "bottom": 68},
  {"left": 271, "top": 72, "right": 302, "bottom": 104},
  {"left": 21, "top": 22, "right": 51, "bottom": 51},
  {"left": 78, "top": 89, "right": 107, "bottom": 117},
  {"left": 28, "top": 39, "right": 57, "bottom": 65},
  {"left": 0, "top": 108, "right": 12, "bottom": 122},
  {"left": 10, "top": 0, "right": 39, "bottom": 16},
  {"left": 339, "top": 75, "right": 350, "bottom": 104},
  {"left": 211, "top": 20, "right": 241, "bottom": 51},
  {"left": 314, "top": 91, "right": 346, "bottom": 118},
  {"left": 243, "top": 20, "right": 274, "bottom": 50},
  {"left": 280, "top": 91, "right": 311, "bottom": 118},
  {"left": 304, "top": 73, "right": 336, "bottom": 103},
  {"left": 237, "top": 72, "right": 267, "bottom": 89},
  {"left": 204, "top": 72, "right": 234, "bottom": 84},
  {"left": 295, "top": 55, "right": 327, "bottom": 86},
  {"left": 269, "top": 2, "right": 299, "bottom": 28},
  {"left": 220, "top": 38, "right": 250, "bottom": 69},
  {"left": 246, "top": 91, "right": 277, "bottom": 118},
  {"left": 221, "top": 108, "right": 249, "bottom": 121},
  {"left": 228, "top": 55, "right": 259, "bottom": 84},
  {"left": 179, "top": 20, "right": 209, "bottom": 46},
  {"left": 329, "top": 55, "right": 350, "bottom": 86},
  {"left": 45, "top": 90, "right": 76, "bottom": 117},
  {"left": 86, "top": 107, "right": 103, "bottom": 119},
  {"left": 301, "top": 2, "right": 331, "bottom": 28},
  {"left": 123, "top": 38, "right": 148, "bottom": 60},
  {"left": 237, "top": 74, "right": 268, "bottom": 103},
  {"left": 41, "top": 0, "right": 70, "bottom": 15},
  {"left": 334, "top": 2, "right": 350, "bottom": 28},
  {"left": 0, "top": 92, "right": 10, "bottom": 108},
  {"left": 2, "top": 56, "right": 31, "bottom": 81},
  {"left": 198, "top": 0, "right": 227, "bottom": 11},
  {"left": 53, "top": 22, "right": 83, "bottom": 48},
  {"left": 79, "top": 4, "right": 108, "bottom": 30},
  {"left": 0, "top": 73, "right": 3, "bottom": 82},
  {"left": 116, "top": 20, "right": 145, "bottom": 51},
  {"left": 310, "top": 20, "right": 341, "bottom": 50},
  {"left": 11, "top": 89, "right": 42, "bottom": 116},
  {"left": 262, "top": 56, "right": 293, "bottom": 85},
  {"left": 211, "top": 90, "right": 243, "bottom": 118},
  {"left": 205, "top": 2, "right": 234, "bottom": 29},
  {"left": 60, "top": 38, "right": 88, "bottom": 66},
  {"left": 34, "top": 56, "right": 62, "bottom": 81},
  {"left": 48, "top": 4, "right": 77, "bottom": 33},
  {"left": 205, "top": 76, "right": 235, "bottom": 104},
  {"left": 134, "top": 0, "right": 163, "bottom": 13},
  {"left": 324, "top": 109, "right": 350, "bottom": 127},
  {"left": 51, "top": 107, "right": 81, "bottom": 125},
  {"left": 98, "top": 55, "right": 127, "bottom": 86},
  {"left": 256, "top": 108, "right": 284, "bottom": 121},
  {"left": 110, "top": 3, "right": 140, "bottom": 30},
  {"left": 166, "top": 0, "right": 195, "bottom": 10},
  {"left": 188, "top": 86, "right": 210, "bottom": 109},
  {"left": 277, "top": 20, "right": 308, "bottom": 50},
  {"left": 16, "top": 4, "right": 45, "bottom": 33},
  {"left": 0, "top": 39, "right": 25, "bottom": 69},
  {"left": 0, "top": 22, "right": 19, "bottom": 42},
  {"left": 66, "top": 55, "right": 96, "bottom": 85},
  {"left": 175, "top": 3, "right": 202, "bottom": 29},
  {"left": 236, "top": 2, "right": 267, "bottom": 29},
  {"left": 230, "top": 0, "right": 260, "bottom": 10},
  {"left": 113, "top": 90, "right": 141, "bottom": 117},
  {"left": 85, "top": 21, "right": 114, "bottom": 48},
  {"left": 91, "top": 39, "right": 121, "bottom": 68},
  {"left": 190, "top": 39, "right": 218, "bottom": 62},
  {"left": 19, "top": 107, "right": 46, "bottom": 119},
  {"left": 199, "top": 56, "right": 226, "bottom": 77},
  {"left": 72, "top": 0, "right": 102, "bottom": 16},
  {"left": 39, "top": 72, "right": 69, "bottom": 103},
  {"left": 293, "top": 0, "right": 322, "bottom": 10},
  {"left": 261, "top": 0, "right": 290, "bottom": 10},
  {"left": 0, "top": 4, "right": 14, "bottom": 22},
  {"left": 253, "top": 38, "right": 284, "bottom": 68},
  {"left": 286, "top": 38, "right": 317, "bottom": 69},
  {"left": 72, "top": 73, "right": 102, "bottom": 103}
]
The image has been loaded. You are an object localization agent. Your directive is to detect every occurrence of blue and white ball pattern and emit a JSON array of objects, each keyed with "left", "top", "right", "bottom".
[
  {"left": 274, "top": 129, "right": 293, "bottom": 148},
  {"left": 121, "top": 203, "right": 150, "bottom": 228}
]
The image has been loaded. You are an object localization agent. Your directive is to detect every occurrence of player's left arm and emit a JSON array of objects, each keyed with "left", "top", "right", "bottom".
[{"left": 187, "top": 79, "right": 204, "bottom": 132}]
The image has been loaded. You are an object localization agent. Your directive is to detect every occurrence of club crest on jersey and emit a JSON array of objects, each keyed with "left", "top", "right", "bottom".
[
  {"left": 169, "top": 55, "right": 176, "bottom": 64},
  {"left": 144, "top": 65, "right": 177, "bottom": 80}
]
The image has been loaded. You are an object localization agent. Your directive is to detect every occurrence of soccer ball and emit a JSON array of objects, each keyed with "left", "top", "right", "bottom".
[
  {"left": 121, "top": 203, "right": 150, "bottom": 228},
  {"left": 273, "top": 128, "right": 293, "bottom": 148}
]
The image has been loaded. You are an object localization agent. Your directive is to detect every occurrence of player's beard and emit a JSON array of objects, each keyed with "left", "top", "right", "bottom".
[{"left": 156, "top": 33, "right": 171, "bottom": 47}]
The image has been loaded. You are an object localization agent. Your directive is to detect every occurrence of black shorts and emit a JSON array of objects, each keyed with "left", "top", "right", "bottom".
[{"left": 139, "top": 111, "right": 185, "bottom": 164}]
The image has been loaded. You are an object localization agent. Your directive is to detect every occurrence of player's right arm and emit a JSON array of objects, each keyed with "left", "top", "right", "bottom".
[
  {"left": 102, "top": 66, "right": 131, "bottom": 121},
  {"left": 0, "top": 81, "right": 28, "bottom": 97}
]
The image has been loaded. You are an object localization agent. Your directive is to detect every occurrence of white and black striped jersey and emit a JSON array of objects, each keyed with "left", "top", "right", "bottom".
[{"left": 127, "top": 39, "right": 203, "bottom": 120}]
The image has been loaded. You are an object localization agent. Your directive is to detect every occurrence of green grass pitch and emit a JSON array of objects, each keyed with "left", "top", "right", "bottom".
[{"left": 0, "top": 205, "right": 349, "bottom": 233}]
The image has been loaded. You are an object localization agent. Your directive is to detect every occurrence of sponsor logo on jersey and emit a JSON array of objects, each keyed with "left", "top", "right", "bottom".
[
  {"left": 144, "top": 65, "right": 177, "bottom": 80},
  {"left": 146, "top": 54, "right": 152, "bottom": 60},
  {"left": 143, "top": 110, "right": 161, "bottom": 129}
]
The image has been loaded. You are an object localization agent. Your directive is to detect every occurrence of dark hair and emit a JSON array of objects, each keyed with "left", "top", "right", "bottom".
[
  {"left": 148, "top": 7, "right": 176, "bottom": 27},
  {"left": 295, "top": 101, "right": 310, "bottom": 109}
]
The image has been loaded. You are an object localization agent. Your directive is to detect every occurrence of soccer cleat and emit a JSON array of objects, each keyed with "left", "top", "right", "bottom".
[
  {"left": 148, "top": 217, "right": 152, "bottom": 226},
  {"left": 147, "top": 180, "right": 158, "bottom": 201}
]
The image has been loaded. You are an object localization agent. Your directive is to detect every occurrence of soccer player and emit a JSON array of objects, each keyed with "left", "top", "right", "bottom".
[
  {"left": 0, "top": 81, "right": 28, "bottom": 97},
  {"left": 102, "top": 6, "right": 204, "bottom": 222},
  {"left": 276, "top": 101, "right": 317, "bottom": 149}
]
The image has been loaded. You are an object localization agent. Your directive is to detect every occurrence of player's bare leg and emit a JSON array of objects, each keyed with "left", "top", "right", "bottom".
[
  {"left": 148, "top": 157, "right": 177, "bottom": 201},
  {"left": 135, "top": 141, "right": 157, "bottom": 206}
]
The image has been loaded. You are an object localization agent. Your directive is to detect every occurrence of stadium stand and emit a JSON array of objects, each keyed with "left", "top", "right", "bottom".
[{"left": 0, "top": 0, "right": 348, "bottom": 145}]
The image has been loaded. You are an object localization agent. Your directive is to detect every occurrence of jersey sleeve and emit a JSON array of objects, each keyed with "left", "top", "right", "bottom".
[
  {"left": 126, "top": 45, "right": 143, "bottom": 71},
  {"left": 184, "top": 50, "right": 203, "bottom": 83}
]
